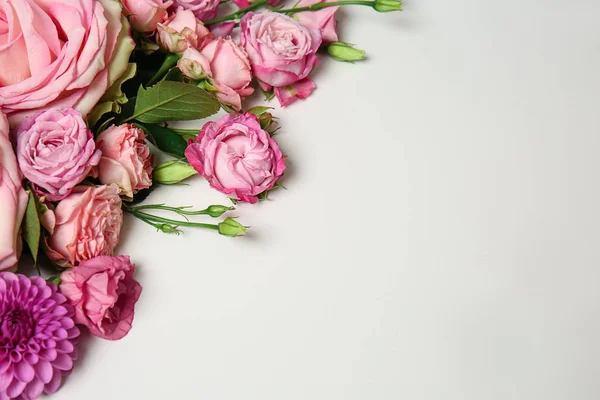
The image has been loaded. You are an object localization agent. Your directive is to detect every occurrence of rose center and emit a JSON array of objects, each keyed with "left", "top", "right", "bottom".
[{"left": 262, "top": 27, "right": 299, "bottom": 57}]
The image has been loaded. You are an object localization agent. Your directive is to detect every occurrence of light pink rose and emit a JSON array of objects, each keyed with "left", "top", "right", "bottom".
[
  {"left": 121, "top": 0, "right": 173, "bottom": 32},
  {"left": 16, "top": 109, "right": 102, "bottom": 202},
  {"left": 0, "top": 0, "right": 135, "bottom": 126},
  {"left": 157, "top": 7, "right": 211, "bottom": 53},
  {"left": 179, "top": 38, "right": 254, "bottom": 110},
  {"left": 209, "top": 21, "right": 236, "bottom": 38},
  {"left": 60, "top": 255, "right": 142, "bottom": 340},
  {"left": 295, "top": 0, "right": 339, "bottom": 43},
  {"left": 96, "top": 124, "right": 154, "bottom": 199},
  {"left": 185, "top": 113, "right": 285, "bottom": 204},
  {"left": 0, "top": 112, "right": 28, "bottom": 271},
  {"left": 46, "top": 185, "right": 123, "bottom": 267},
  {"left": 171, "top": 0, "right": 220, "bottom": 21},
  {"left": 240, "top": 12, "right": 322, "bottom": 106}
]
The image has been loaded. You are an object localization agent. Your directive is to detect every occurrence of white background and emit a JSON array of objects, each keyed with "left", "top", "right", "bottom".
[{"left": 55, "top": 0, "right": 600, "bottom": 399}]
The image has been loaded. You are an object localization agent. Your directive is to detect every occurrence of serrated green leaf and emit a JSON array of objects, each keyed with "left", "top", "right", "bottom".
[
  {"left": 22, "top": 191, "right": 41, "bottom": 265},
  {"left": 128, "top": 81, "right": 220, "bottom": 124},
  {"left": 136, "top": 123, "right": 188, "bottom": 158},
  {"left": 247, "top": 106, "right": 273, "bottom": 116}
]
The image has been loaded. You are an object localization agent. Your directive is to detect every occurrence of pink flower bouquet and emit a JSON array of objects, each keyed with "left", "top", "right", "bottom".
[{"left": 0, "top": 0, "right": 401, "bottom": 397}]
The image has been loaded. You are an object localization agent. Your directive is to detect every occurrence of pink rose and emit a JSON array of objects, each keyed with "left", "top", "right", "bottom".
[
  {"left": 295, "top": 0, "right": 339, "bottom": 43},
  {"left": 0, "top": 0, "right": 135, "bottom": 126},
  {"left": 185, "top": 113, "right": 285, "bottom": 204},
  {"left": 121, "top": 0, "right": 173, "bottom": 32},
  {"left": 46, "top": 185, "right": 123, "bottom": 267},
  {"left": 96, "top": 124, "right": 154, "bottom": 199},
  {"left": 240, "top": 12, "right": 322, "bottom": 106},
  {"left": 60, "top": 255, "right": 142, "bottom": 340},
  {"left": 179, "top": 38, "right": 254, "bottom": 110},
  {"left": 171, "top": 0, "right": 220, "bottom": 21},
  {"left": 16, "top": 109, "right": 102, "bottom": 202},
  {"left": 0, "top": 112, "right": 28, "bottom": 271},
  {"left": 157, "top": 7, "right": 211, "bottom": 53}
]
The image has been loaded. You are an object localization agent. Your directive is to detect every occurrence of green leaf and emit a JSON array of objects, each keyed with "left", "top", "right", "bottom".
[
  {"left": 247, "top": 106, "right": 274, "bottom": 116},
  {"left": 47, "top": 276, "right": 62, "bottom": 286},
  {"left": 88, "top": 63, "right": 137, "bottom": 127},
  {"left": 128, "top": 81, "right": 220, "bottom": 124},
  {"left": 22, "top": 191, "right": 41, "bottom": 266},
  {"left": 136, "top": 123, "right": 188, "bottom": 158}
]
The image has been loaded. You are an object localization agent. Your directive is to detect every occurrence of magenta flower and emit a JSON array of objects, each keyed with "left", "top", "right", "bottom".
[{"left": 0, "top": 273, "right": 79, "bottom": 399}]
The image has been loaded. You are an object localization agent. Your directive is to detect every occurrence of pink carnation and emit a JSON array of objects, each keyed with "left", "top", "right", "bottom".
[
  {"left": 60, "top": 256, "right": 142, "bottom": 341},
  {"left": 185, "top": 113, "right": 286, "bottom": 204}
]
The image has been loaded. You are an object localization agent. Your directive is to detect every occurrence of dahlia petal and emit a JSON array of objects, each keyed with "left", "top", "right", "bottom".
[
  {"left": 6, "top": 378, "right": 26, "bottom": 398},
  {"left": 15, "top": 362, "right": 35, "bottom": 383},
  {"left": 25, "top": 378, "right": 44, "bottom": 399},
  {"left": 34, "top": 361, "right": 52, "bottom": 385},
  {"left": 43, "top": 370, "right": 62, "bottom": 394},
  {"left": 0, "top": 374, "right": 12, "bottom": 391},
  {"left": 52, "top": 353, "right": 73, "bottom": 371}
]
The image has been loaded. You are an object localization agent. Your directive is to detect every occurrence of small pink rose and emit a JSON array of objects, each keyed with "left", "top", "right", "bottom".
[
  {"left": 171, "top": 0, "right": 220, "bottom": 21},
  {"left": 240, "top": 12, "right": 322, "bottom": 106},
  {"left": 157, "top": 7, "right": 211, "bottom": 53},
  {"left": 46, "top": 185, "right": 123, "bottom": 267},
  {"left": 185, "top": 113, "right": 286, "bottom": 203},
  {"left": 96, "top": 124, "right": 154, "bottom": 199},
  {"left": 295, "top": 0, "right": 339, "bottom": 43},
  {"left": 16, "top": 109, "right": 102, "bottom": 201},
  {"left": 122, "top": 0, "right": 173, "bottom": 32},
  {"left": 60, "top": 255, "right": 142, "bottom": 340},
  {"left": 0, "top": 111, "right": 28, "bottom": 271},
  {"left": 179, "top": 38, "right": 254, "bottom": 110}
]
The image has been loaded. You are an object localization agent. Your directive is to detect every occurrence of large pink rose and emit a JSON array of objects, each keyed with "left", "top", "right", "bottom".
[
  {"left": 46, "top": 184, "right": 123, "bottom": 267},
  {"left": 171, "top": 0, "right": 220, "bottom": 21},
  {"left": 240, "top": 12, "right": 322, "bottom": 106},
  {"left": 121, "top": 0, "right": 173, "bottom": 32},
  {"left": 295, "top": 0, "right": 339, "bottom": 43},
  {"left": 185, "top": 113, "right": 285, "bottom": 204},
  {"left": 16, "top": 109, "right": 102, "bottom": 201},
  {"left": 96, "top": 124, "right": 154, "bottom": 199},
  {"left": 157, "top": 7, "right": 210, "bottom": 53},
  {"left": 179, "top": 38, "right": 254, "bottom": 110},
  {"left": 0, "top": 112, "right": 28, "bottom": 271},
  {"left": 60, "top": 255, "right": 142, "bottom": 340},
  {"left": 0, "top": 0, "right": 135, "bottom": 126}
]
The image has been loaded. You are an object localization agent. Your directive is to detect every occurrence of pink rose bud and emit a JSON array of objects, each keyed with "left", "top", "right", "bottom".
[
  {"left": 122, "top": 0, "right": 173, "bottom": 32},
  {"left": 46, "top": 185, "right": 123, "bottom": 267},
  {"left": 200, "top": 38, "right": 254, "bottom": 110},
  {"left": 295, "top": 0, "right": 340, "bottom": 43},
  {"left": 0, "top": 0, "right": 135, "bottom": 126},
  {"left": 179, "top": 38, "right": 254, "bottom": 110},
  {"left": 185, "top": 113, "right": 286, "bottom": 204},
  {"left": 60, "top": 255, "right": 142, "bottom": 340},
  {"left": 240, "top": 12, "right": 322, "bottom": 106},
  {"left": 171, "top": 0, "right": 220, "bottom": 21},
  {"left": 96, "top": 124, "right": 154, "bottom": 199},
  {"left": 157, "top": 7, "right": 211, "bottom": 53},
  {"left": 16, "top": 109, "right": 102, "bottom": 201},
  {"left": 0, "top": 112, "right": 28, "bottom": 271}
]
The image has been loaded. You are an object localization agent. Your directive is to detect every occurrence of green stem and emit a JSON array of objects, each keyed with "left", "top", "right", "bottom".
[
  {"left": 147, "top": 53, "right": 182, "bottom": 87},
  {"left": 277, "top": 0, "right": 374, "bottom": 13},
  {"left": 129, "top": 204, "right": 219, "bottom": 216},
  {"left": 125, "top": 209, "right": 220, "bottom": 230},
  {"left": 204, "top": 0, "right": 270, "bottom": 24}
]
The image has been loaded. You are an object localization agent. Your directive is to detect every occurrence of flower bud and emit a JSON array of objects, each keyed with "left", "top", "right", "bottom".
[
  {"left": 206, "top": 205, "right": 235, "bottom": 218},
  {"left": 158, "top": 224, "right": 181, "bottom": 234},
  {"left": 153, "top": 160, "right": 197, "bottom": 185},
  {"left": 327, "top": 42, "right": 366, "bottom": 62},
  {"left": 373, "top": 0, "right": 402, "bottom": 12},
  {"left": 218, "top": 217, "right": 247, "bottom": 237}
]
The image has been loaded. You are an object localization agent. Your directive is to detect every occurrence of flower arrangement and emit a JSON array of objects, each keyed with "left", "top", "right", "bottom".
[{"left": 0, "top": 0, "right": 401, "bottom": 397}]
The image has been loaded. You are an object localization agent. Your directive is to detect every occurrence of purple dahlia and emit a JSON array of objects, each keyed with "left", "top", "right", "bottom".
[{"left": 0, "top": 273, "right": 79, "bottom": 400}]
